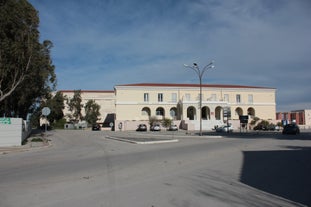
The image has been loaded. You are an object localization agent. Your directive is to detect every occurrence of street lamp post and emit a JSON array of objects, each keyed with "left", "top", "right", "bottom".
[{"left": 184, "top": 61, "right": 215, "bottom": 136}]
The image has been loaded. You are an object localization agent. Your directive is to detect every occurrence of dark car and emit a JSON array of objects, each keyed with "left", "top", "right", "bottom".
[
  {"left": 136, "top": 124, "right": 147, "bottom": 131},
  {"left": 92, "top": 123, "right": 101, "bottom": 131},
  {"left": 282, "top": 124, "right": 300, "bottom": 135},
  {"left": 254, "top": 124, "right": 267, "bottom": 131}
]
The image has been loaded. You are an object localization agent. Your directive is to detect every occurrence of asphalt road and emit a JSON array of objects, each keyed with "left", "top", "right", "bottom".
[{"left": 0, "top": 130, "right": 310, "bottom": 207}]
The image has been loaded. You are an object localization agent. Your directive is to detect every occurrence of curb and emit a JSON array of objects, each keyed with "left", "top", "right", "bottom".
[
  {"left": 106, "top": 136, "right": 179, "bottom": 144},
  {"left": 112, "top": 131, "right": 224, "bottom": 139},
  {"left": 0, "top": 141, "right": 52, "bottom": 155}
]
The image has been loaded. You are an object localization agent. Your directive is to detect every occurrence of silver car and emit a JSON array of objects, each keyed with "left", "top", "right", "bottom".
[
  {"left": 216, "top": 125, "right": 233, "bottom": 132},
  {"left": 150, "top": 124, "right": 161, "bottom": 131}
]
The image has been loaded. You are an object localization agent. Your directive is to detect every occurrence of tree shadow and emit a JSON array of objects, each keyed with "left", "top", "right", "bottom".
[
  {"left": 215, "top": 131, "right": 311, "bottom": 141},
  {"left": 240, "top": 146, "right": 311, "bottom": 206}
]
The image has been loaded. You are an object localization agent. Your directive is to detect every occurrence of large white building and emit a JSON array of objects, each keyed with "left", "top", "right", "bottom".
[
  {"left": 58, "top": 83, "right": 277, "bottom": 131},
  {"left": 114, "top": 83, "right": 276, "bottom": 131}
]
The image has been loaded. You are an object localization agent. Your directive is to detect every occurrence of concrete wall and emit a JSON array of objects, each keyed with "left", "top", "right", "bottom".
[{"left": 0, "top": 118, "right": 31, "bottom": 147}]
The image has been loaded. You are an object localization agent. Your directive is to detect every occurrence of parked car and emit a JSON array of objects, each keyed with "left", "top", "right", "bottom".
[
  {"left": 92, "top": 123, "right": 101, "bottom": 131},
  {"left": 216, "top": 125, "right": 233, "bottom": 133},
  {"left": 150, "top": 124, "right": 161, "bottom": 131},
  {"left": 254, "top": 124, "right": 267, "bottom": 131},
  {"left": 168, "top": 124, "right": 178, "bottom": 131},
  {"left": 136, "top": 124, "right": 147, "bottom": 131},
  {"left": 282, "top": 124, "right": 300, "bottom": 135}
]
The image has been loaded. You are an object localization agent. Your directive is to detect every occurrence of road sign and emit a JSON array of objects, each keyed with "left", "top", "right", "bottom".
[
  {"left": 0, "top": 117, "right": 11, "bottom": 125},
  {"left": 239, "top": 115, "right": 248, "bottom": 123},
  {"left": 223, "top": 107, "right": 231, "bottom": 118},
  {"left": 42, "top": 107, "right": 51, "bottom": 116}
]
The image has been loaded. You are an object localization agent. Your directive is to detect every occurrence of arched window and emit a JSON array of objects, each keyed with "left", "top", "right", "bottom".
[
  {"left": 170, "top": 107, "right": 177, "bottom": 120},
  {"left": 201, "top": 106, "right": 211, "bottom": 120},
  {"left": 215, "top": 106, "right": 222, "bottom": 120},
  {"left": 247, "top": 107, "right": 255, "bottom": 118},
  {"left": 187, "top": 106, "right": 196, "bottom": 120},
  {"left": 156, "top": 107, "right": 165, "bottom": 116},
  {"left": 141, "top": 107, "right": 151, "bottom": 117},
  {"left": 235, "top": 107, "right": 243, "bottom": 116}
]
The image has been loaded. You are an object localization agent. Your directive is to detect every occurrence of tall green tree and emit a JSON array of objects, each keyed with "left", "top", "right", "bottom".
[
  {"left": 45, "top": 91, "right": 65, "bottom": 124},
  {"left": 67, "top": 90, "right": 83, "bottom": 123},
  {"left": 0, "top": 0, "right": 56, "bottom": 118},
  {"left": 84, "top": 100, "right": 101, "bottom": 125}
]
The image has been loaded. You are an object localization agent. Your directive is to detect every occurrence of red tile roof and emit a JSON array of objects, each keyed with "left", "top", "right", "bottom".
[
  {"left": 58, "top": 90, "right": 114, "bottom": 93},
  {"left": 116, "top": 83, "right": 275, "bottom": 89}
]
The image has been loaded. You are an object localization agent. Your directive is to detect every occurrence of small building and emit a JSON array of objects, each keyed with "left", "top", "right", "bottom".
[
  {"left": 59, "top": 90, "right": 115, "bottom": 127},
  {"left": 276, "top": 109, "right": 311, "bottom": 127}
]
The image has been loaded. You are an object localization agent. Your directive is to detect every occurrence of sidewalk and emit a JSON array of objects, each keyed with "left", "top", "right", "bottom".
[{"left": 0, "top": 130, "right": 51, "bottom": 155}]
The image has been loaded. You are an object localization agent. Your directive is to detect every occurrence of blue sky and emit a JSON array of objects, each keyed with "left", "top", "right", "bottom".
[{"left": 28, "top": 0, "right": 311, "bottom": 112}]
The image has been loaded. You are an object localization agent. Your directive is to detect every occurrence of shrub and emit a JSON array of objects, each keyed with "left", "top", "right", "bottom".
[
  {"left": 52, "top": 118, "right": 67, "bottom": 129},
  {"left": 161, "top": 118, "right": 172, "bottom": 129}
]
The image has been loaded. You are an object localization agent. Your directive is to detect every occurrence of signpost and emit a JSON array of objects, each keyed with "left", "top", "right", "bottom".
[
  {"left": 223, "top": 107, "right": 231, "bottom": 133},
  {"left": 42, "top": 107, "right": 51, "bottom": 134},
  {"left": 223, "top": 107, "right": 231, "bottom": 119},
  {"left": 239, "top": 115, "right": 249, "bottom": 132}
]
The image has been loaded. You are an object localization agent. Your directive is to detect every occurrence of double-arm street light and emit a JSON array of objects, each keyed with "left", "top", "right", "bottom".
[{"left": 184, "top": 61, "right": 215, "bottom": 136}]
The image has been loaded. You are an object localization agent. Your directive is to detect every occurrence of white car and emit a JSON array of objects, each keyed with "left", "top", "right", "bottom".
[
  {"left": 150, "top": 124, "right": 161, "bottom": 131},
  {"left": 216, "top": 125, "right": 233, "bottom": 132},
  {"left": 168, "top": 124, "right": 178, "bottom": 131}
]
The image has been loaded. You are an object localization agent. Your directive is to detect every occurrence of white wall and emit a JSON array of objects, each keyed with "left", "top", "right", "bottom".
[{"left": 0, "top": 118, "right": 31, "bottom": 147}]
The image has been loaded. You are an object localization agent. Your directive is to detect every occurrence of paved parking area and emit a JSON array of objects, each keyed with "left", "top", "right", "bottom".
[{"left": 1, "top": 129, "right": 310, "bottom": 207}]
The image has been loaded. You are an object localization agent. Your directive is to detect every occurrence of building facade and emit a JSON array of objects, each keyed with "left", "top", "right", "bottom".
[
  {"left": 276, "top": 109, "right": 311, "bottom": 127},
  {"left": 58, "top": 83, "right": 277, "bottom": 131},
  {"left": 114, "top": 83, "right": 276, "bottom": 131},
  {"left": 60, "top": 90, "right": 115, "bottom": 126}
]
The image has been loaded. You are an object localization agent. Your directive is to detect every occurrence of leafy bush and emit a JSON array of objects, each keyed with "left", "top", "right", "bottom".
[
  {"left": 149, "top": 116, "right": 158, "bottom": 126},
  {"left": 51, "top": 118, "right": 67, "bottom": 129},
  {"left": 161, "top": 118, "right": 172, "bottom": 129}
]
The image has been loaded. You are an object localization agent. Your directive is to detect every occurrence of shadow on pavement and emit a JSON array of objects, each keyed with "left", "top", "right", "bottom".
[
  {"left": 240, "top": 146, "right": 311, "bottom": 206},
  {"left": 211, "top": 131, "right": 311, "bottom": 141}
]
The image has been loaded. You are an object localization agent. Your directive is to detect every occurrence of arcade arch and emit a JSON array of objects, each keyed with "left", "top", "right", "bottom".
[
  {"left": 215, "top": 106, "right": 223, "bottom": 120},
  {"left": 247, "top": 107, "right": 255, "bottom": 118},
  {"left": 201, "top": 106, "right": 211, "bottom": 120},
  {"left": 187, "top": 106, "right": 196, "bottom": 120},
  {"left": 170, "top": 107, "right": 178, "bottom": 120},
  {"left": 235, "top": 107, "right": 243, "bottom": 117},
  {"left": 141, "top": 107, "right": 151, "bottom": 117},
  {"left": 156, "top": 107, "right": 165, "bottom": 116}
]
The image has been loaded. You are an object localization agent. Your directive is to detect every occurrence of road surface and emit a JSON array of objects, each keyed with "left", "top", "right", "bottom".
[{"left": 0, "top": 130, "right": 310, "bottom": 207}]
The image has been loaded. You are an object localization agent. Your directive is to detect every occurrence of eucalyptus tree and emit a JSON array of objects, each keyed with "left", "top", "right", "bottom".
[
  {"left": 67, "top": 90, "right": 83, "bottom": 123},
  {"left": 84, "top": 99, "right": 101, "bottom": 125},
  {"left": 0, "top": 0, "right": 56, "bottom": 118},
  {"left": 45, "top": 91, "right": 65, "bottom": 124}
]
